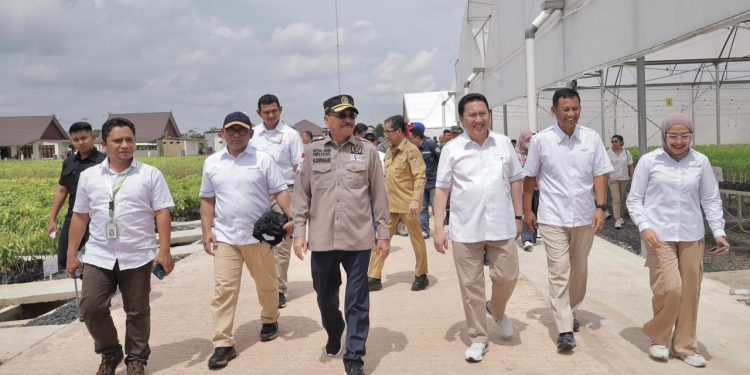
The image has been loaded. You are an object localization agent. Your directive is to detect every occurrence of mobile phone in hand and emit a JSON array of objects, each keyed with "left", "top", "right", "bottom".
[{"left": 153, "top": 264, "right": 166, "bottom": 280}]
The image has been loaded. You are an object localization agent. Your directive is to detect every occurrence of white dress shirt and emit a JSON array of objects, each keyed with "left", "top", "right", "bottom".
[
  {"left": 435, "top": 132, "right": 524, "bottom": 242},
  {"left": 200, "top": 147, "right": 287, "bottom": 246},
  {"left": 73, "top": 158, "right": 175, "bottom": 270},
  {"left": 607, "top": 149, "right": 633, "bottom": 181},
  {"left": 523, "top": 124, "right": 613, "bottom": 227},
  {"left": 626, "top": 148, "right": 726, "bottom": 241},
  {"left": 251, "top": 121, "right": 304, "bottom": 185}
]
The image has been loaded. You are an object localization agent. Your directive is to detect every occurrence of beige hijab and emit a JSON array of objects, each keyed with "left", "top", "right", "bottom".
[{"left": 661, "top": 113, "right": 694, "bottom": 162}]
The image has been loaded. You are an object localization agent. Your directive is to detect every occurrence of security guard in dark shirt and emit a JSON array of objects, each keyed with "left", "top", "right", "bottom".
[{"left": 47, "top": 122, "right": 106, "bottom": 271}]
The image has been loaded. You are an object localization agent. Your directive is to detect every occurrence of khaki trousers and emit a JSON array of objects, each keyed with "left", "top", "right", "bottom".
[
  {"left": 539, "top": 224, "right": 595, "bottom": 333},
  {"left": 368, "top": 212, "right": 428, "bottom": 279},
  {"left": 452, "top": 240, "right": 519, "bottom": 344},
  {"left": 271, "top": 187, "right": 293, "bottom": 295},
  {"left": 642, "top": 240, "right": 704, "bottom": 356},
  {"left": 607, "top": 179, "right": 631, "bottom": 220},
  {"left": 211, "top": 242, "right": 279, "bottom": 347}
]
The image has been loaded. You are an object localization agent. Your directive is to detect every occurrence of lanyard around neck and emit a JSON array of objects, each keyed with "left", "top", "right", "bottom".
[{"left": 107, "top": 170, "right": 130, "bottom": 219}]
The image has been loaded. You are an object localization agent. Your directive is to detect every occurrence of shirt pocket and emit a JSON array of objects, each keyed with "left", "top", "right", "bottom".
[
  {"left": 312, "top": 163, "right": 332, "bottom": 189},
  {"left": 346, "top": 162, "right": 367, "bottom": 189}
]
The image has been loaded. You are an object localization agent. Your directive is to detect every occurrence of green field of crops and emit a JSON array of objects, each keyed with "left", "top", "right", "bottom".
[{"left": 0, "top": 156, "right": 205, "bottom": 275}]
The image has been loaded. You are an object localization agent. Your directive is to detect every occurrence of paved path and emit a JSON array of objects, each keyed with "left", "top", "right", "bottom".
[{"left": 1, "top": 232, "right": 748, "bottom": 374}]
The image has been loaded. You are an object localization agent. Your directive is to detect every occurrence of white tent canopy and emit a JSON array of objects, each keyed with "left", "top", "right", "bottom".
[{"left": 403, "top": 91, "right": 457, "bottom": 138}]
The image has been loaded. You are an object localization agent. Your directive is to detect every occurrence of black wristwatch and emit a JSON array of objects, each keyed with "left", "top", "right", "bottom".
[
  {"left": 514, "top": 215, "right": 523, "bottom": 221},
  {"left": 595, "top": 204, "right": 608, "bottom": 211}
]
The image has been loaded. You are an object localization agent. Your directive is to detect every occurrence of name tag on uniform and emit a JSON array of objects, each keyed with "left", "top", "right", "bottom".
[
  {"left": 349, "top": 155, "right": 365, "bottom": 162},
  {"left": 106, "top": 222, "right": 118, "bottom": 239}
]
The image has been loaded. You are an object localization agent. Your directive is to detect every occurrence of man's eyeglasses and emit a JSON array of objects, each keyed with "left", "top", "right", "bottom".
[
  {"left": 225, "top": 127, "right": 250, "bottom": 136},
  {"left": 384, "top": 129, "right": 399, "bottom": 135},
  {"left": 666, "top": 133, "right": 692, "bottom": 142},
  {"left": 610, "top": 140, "right": 620, "bottom": 143},
  {"left": 328, "top": 112, "right": 357, "bottom": 120}
]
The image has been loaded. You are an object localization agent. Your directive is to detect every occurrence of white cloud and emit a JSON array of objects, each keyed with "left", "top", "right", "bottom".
[
  {"left": 270, "top": 23, "right": 337, "bottom": 53},
  {"left": 213, "top": 26, "right": 255, "bottom": 40}
]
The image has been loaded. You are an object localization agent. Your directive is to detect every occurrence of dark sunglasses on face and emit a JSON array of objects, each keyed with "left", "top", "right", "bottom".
[
  {"left": 329, "top": 111, "right": 357, "bottom": 120},
  {"left": 225, "top": 127, "right": 250, "bottom": 136}
]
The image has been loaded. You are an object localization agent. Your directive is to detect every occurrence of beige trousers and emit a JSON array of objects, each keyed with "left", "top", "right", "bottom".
[
  {"left": 211, "top": 242, "right": 279, "bottom": 347},
  {"left": 452, "top": 240, "right": 519, "bottom": 344},
  {"left": 539, "top": 224, "right": 595, "bottom": 333},
  {"left": 271, "top": 188, "right": 293, "bottom": 295},
  {"left": 643, "top": 240, "right": 704, "bottom": 356},
  {"left": 607, "top": 178, "right": 631, "bottom": 220},
  {"left": 368, "top": 212, "right": 428, "bottom": 279}
]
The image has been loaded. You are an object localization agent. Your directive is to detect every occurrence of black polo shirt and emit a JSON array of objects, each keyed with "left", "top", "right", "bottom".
[{"left": 58, "top": 149, "right": 106, "bottom": 219}]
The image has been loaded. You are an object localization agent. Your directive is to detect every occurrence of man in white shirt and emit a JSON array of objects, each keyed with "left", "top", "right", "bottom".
[
  {"left": 522, "top": 88, "right": 613, "bottom": 352},
  {"left": 434, "top": 93, "right": 524, "bottom": 363},
  {"left": 201, "top": 111, "right": 293, "bottom": 370},
  {"left": 251, "top": 94, "right": 304, "bottom": 309},
  {"left": 66, "top": 117, "right": 175, "bottom": 375}
]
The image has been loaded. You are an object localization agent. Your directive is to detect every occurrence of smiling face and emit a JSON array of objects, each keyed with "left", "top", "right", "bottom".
[
  {"left": 459, "top": 100, "right": 490, "bottom": 143},
  {"left": 664, "top": 124, "right": 692, "bottom": 155},
  {"left": 551, "top": 96, "right": 581, "bottom": 131}
]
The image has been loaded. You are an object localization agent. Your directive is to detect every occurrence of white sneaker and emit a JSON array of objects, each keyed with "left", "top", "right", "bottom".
[
  {"left": 681, "top": 353, "right": 707, "bottom": 367},
  {"left": 523, "top": 241, "right": 534, "bottom": 252},
  {"left": 464, "top": 342, "right": 488, "bottom": 363},
  {"left": 614, "top": 218, "right": 624, "bottom": 229},
  {"left": 497, "top": 315, "right": 514, "bottom": 339},
  {"left": 648, "top": 344, "right": 668, "bottom": 360}
]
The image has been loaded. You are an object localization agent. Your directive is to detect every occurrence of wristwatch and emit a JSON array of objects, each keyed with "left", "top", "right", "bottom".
[
  {"left": 514, "top": 215, "right": 523, "bottom": 221},
  {"left": 595, "top": 204, "right": 608, "bottom": 211}
]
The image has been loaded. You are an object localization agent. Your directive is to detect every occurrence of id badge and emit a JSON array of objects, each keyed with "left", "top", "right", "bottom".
[{"left": 106, "top": 222, "right": 118, "bottom": 239}]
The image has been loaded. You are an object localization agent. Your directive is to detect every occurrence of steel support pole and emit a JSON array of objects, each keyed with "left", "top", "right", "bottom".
[
  {"left": 637, "top": 57, "right": 647, "bottom": 155},
  {"left": 600, "top": 70, "right": 606, "bottom": 142},
  {"left": 715, "top": 62, "right": 721, "bottom": 145},
  {"left": 503, "top": 104, "right": 508, "bottom": 136}
]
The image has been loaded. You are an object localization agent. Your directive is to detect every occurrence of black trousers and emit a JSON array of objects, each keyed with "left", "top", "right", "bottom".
[
  {"left": 57, "top": 216, "right": 90, "bottom": 270},
  {"left": 311, "top": 250, "right": 370, "bottom": 365}
]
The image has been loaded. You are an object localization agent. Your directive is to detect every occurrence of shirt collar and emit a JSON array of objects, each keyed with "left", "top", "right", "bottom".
[
  {"left": 553, "top": 123, "right": 580, "bottom": 143},
  {"left": 258, "top": 121, "right": 285, "bottom": 134},
  {"left": 389, "top": 138, "right": 408, "bottom": 152},
  {"left": 459, "top": 131, "right": 496, "bottom": 148},
  {"left": 324, "top": 134, "right": 359, "bottom": 149},
  {"left": 75, "top": 149, "right": 101, "bottom": 162},
  {"left": 220, "top": 145, "right": 253, "bottom": 160},
  {"left": 101, "top": 156, "right": 139, "bottom": 174}
]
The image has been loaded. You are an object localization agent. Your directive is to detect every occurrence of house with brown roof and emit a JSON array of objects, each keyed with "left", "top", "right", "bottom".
[
  {"left": 0, "top": 115, "right": 70, "bottom": 160},
  {"left": 292, "top": 119, "right": 324, "bottom": 136},
  {"left": 105, "top": 112, "right": 200, "bottom": 157}
]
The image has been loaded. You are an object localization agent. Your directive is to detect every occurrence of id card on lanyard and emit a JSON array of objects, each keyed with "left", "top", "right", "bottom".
[{"left": 106, "top": 170, "right": 129, "bottom": 239}]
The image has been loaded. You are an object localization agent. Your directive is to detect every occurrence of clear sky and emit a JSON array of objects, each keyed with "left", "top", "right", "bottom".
[{"left": 0, "top": 0, "right": 464, "bottom": 133}]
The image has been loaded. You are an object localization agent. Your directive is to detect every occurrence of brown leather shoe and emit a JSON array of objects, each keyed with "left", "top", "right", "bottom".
[
  {"left": 96, "top": 351, "right": 123, "bottom": 375},
  {"left": 126, "top": 361, "right": 146, "bottom": 375}
]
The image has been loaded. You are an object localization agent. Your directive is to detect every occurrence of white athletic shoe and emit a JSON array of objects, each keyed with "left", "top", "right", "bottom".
[
  {"left": 464, "top": 342, "right": 488, "bottom": 363},
  {"left": 681, "top": 353, "right": 707, "bottom": 367},
  {"left": 614, "top": 218, "right": 624, "bottom": 229},
  {"left": 523, "top": 241, "right": 534, "bottom": 252},
  {"left": 497, "top": 315, "right": 515, "bottom": 339},
  {"left": 648, "top": 344, "right": 669, "bottom": 360}
]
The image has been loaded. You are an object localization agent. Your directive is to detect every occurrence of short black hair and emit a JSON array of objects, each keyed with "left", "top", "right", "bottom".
[
  {"left": 101, "top": 117, "right": 136, "bottom": 142},
  {"left": 302, "top": 130, "right": 313, "bottom": 139},
  {"left": 69, "top": 121, "right": 93, "bottom": 134},
  {"left": 458, "top": 92, "right": 489, "bottom": 117},
  {"left": 612, "top": 134, "right": 624, "bottom": 143},
  {"left": 384, "top": 115, "right": 406, "bottom": 132},
  {"left": 411, "top": 128, "right": 425, "bottom": 140},
  {"left": 257, "top": 94, "right": 280, "bottom": 110},
  {"left": 354, "top": 123, "right": 368, "bottom": 136},
  {"left": 552, "top": 88, "right": 581, "bottom": 107},
  {"left": 443, "top": 129, "right": 451, "bottom": 135}
]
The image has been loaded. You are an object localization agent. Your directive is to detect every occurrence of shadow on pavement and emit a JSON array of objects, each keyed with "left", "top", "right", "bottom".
[
  {"left": 147, "top": 337, "right": 214, "bottom": 372},
  {"left": 381, "top": 270, "right": 440, "bottom": 291},
  {"left": 619, "top": 326, "right": 714, "bottom": 361},
  {"left": 364, "top": 326, "right": 408, "bottom": 373},
  {"left": 278, "top": 315, "right": 323, "bottom": 341}
]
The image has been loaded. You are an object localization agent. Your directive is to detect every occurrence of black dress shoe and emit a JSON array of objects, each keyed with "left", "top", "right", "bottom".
[
  {"left": 96, "top": 350, "right": 124, "bottom": 375},
  {"left": 411, "top": 274, "right": 429, "bottom": 291},
  {"left": 573, "top": 318, "right": 580, "bottom": 332},
  {"left": 260, "top": 322, "right": 279, "bottom": 342},
  {"left": 557, "top": 332, "right": 576, "bottom": 351},
  {"left": 278, "top": 292, "right": 287, "bottom": 309},
  {"left": 367, "top": 277, "right": 382, "bottom": 292},
  {"left": 208, "top": 346, "right": 237, "bottom": 369}
]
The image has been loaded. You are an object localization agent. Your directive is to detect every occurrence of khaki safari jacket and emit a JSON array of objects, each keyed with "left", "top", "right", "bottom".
[
  {"left": 293, "top": 135, "right": 390, "bottom": 251},
  {"left": 384, "top": 138, "right": 426, "bottom": 213}
]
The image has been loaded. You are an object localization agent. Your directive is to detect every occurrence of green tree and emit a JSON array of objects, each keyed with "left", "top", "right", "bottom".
[{"left": 375, "top": 123, "right": 384, "bottom": 137}]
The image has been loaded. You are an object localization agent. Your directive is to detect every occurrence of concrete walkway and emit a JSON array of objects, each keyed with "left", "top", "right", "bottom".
[{"left": 1, "top": 232, "right": 748, "bottom": 374}]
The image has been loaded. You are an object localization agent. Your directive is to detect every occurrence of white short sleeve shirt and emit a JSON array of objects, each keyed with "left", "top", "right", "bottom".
[
  {"left": 608, "top": 149, "right": 634, "bottom": 181},
  {"left": 523, "top": 124, "right": 614, "bottom": 227},
  {"left": 435, "top": 132, "right": 524, "bottom": 242},
  {"left": 626, "top": 148, "right": 725, "bottom": 241},
  {"left": 200, "top": 147, "right": 287, "bottom": 246},
  {"left": 251, "top": 121, "right": 304, "bottom": 185},
  {"left": 73, "top": 159, "right": 175, "bottom": 271}
]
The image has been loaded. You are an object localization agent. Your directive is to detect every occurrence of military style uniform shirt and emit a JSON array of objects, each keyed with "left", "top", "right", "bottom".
[
  {"left": 417, "top": 138, "right": 440, "bottom": 189},
  {"left": 523, "top": 124, "right": 613, "bottom": 227},
  {"left": 200, "top": 147, "right": 287, "bottom": 246},
  {"left": 293, "top": 135, "right": 390, "bottom": 251},
  {"left": 436, "top": 132, "right": 524, "bottom": 242},
  {"left": 385, "top": 139, "right": 426, "bottom": 213},
  {"left": 58, "top": 149, "right": 106, "bottom": 219},
  {"left": 73, "top": 158, "right": 174, "bottom": 271},
  {"left": 251, "top": 121, "right": 304, "bottom": 185},
  {"left": 626, "top": 148, "right": 725, "bottom": 242}
]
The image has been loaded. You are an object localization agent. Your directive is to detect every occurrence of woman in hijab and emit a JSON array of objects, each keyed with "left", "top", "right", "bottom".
[
  {"left": 626, "top": 113, "right": 730, "bottom": 368},
  {"left": 515, "top": 129, "right": 537, "bottom": 251}
]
